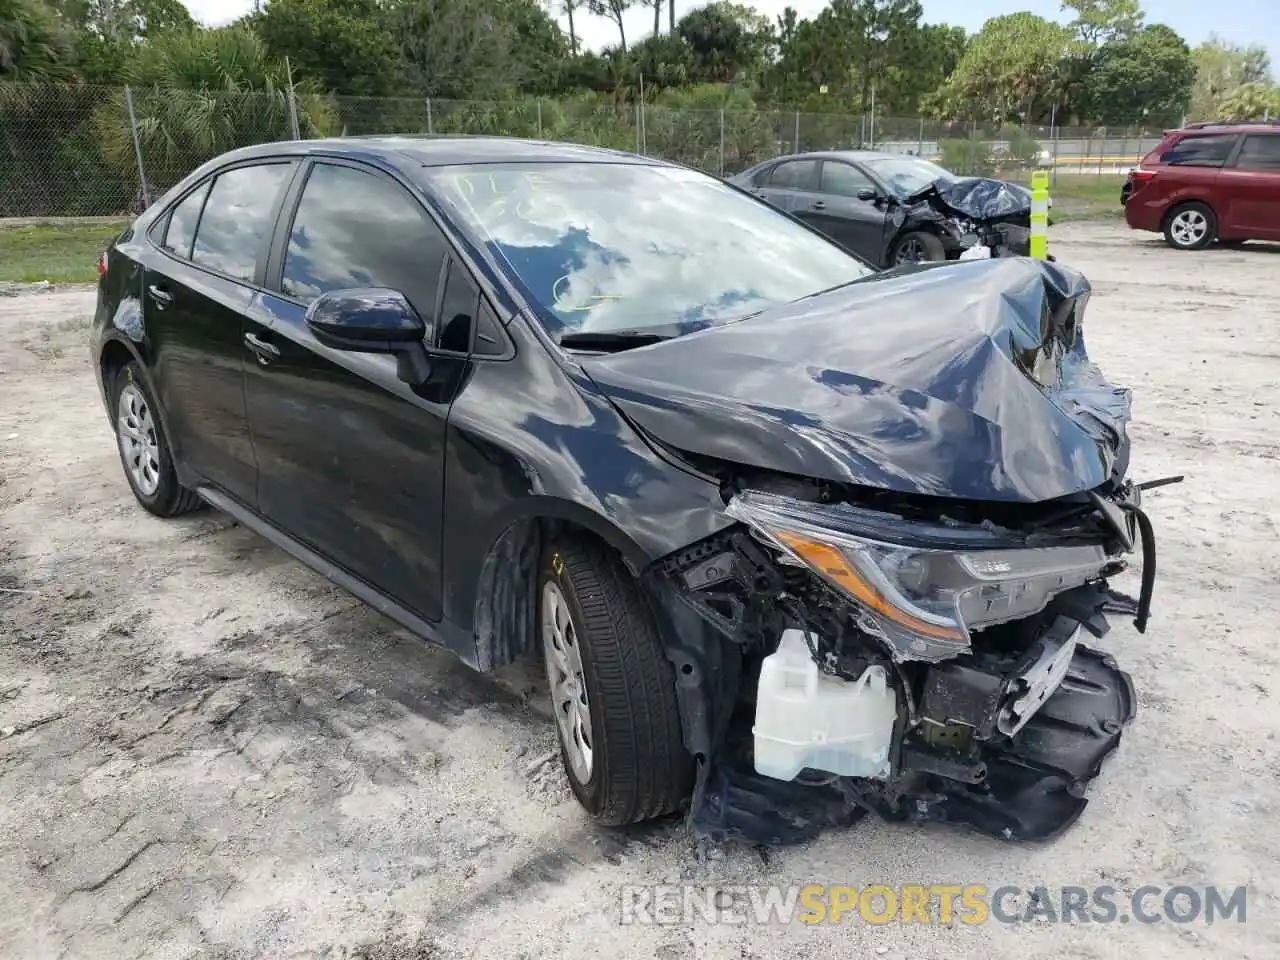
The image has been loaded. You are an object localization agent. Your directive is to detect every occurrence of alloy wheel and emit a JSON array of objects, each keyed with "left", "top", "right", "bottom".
[
  {"left": 541, "top": 580, "right": 594, "bottom": 782},
  {"left": 117, "top": 383, "right": 161, "bottom": 496},
  {"left": 1169, "top": 209, "right": 1208, "bottom": 248},
  {"left": 894, "top": 236, "right": 928, "bottom": 264}
]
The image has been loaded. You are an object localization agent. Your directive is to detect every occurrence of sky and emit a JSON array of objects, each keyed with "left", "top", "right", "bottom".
[{"left": 182, "top": 0, "right": 1277, "bottom": 72}]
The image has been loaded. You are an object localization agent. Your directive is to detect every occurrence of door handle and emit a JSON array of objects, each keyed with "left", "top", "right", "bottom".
[
  {"left": 244, "top": 332, "right": 280, "bottom": 364},
  {"left": 810, "top": 200, "right": 827, "bottom": 210},
  {"left": 147, "top": 284, "right": 173, "bottom": 305}
]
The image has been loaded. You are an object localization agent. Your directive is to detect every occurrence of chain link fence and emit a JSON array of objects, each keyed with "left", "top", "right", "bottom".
[{"left": 1, "top": 82, "right": 1171, "bottom": 219}]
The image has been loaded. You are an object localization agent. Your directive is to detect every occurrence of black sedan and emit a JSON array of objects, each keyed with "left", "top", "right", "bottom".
[
  {"left": 90, "top": 136, "right": 1153, "bottom": 842},
  {"left": 729, "top": 150, "right": 1034, "bottom": 266}
]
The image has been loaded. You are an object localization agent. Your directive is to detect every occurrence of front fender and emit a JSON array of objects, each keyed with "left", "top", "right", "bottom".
[{"left": 440, "top": 353, "right": 732, "bottom": 643}]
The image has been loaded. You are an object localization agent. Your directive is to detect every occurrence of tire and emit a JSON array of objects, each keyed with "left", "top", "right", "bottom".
[
  {"left": 1163, "top": 202, "right": 1216, "bottom": 251},
  {"left": 889, "top": 231, "right": 947, "bottom": 266},
  {"left": 110, "top": 361, "right": 203, "bottom": 518},
  {"left": 538, "top": 537, "right": 693, "bottom": 825}
]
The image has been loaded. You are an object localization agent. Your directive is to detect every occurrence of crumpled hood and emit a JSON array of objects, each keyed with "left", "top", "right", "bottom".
[
  {"left": 579, "top": 258, "right": 1132, "bottom": 503},
  {"left": 907, "top": 177, "right": 1032, "bottom": 222}
]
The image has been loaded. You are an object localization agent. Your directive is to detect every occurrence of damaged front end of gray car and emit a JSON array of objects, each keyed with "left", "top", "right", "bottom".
[{"left": 582, "top": 257, "right": 1176, "bottom": 845}]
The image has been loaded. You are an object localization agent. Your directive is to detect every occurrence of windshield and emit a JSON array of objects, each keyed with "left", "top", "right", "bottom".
[
  {"left": 864, "top": 157, "right": 956, "bottom": 199},
  {"left": 425, "top": 162, "right": 875, "bottom": 339}
]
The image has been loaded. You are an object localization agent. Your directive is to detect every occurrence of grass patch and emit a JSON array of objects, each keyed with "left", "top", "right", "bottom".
[
  {"left": 0, "top": 221, "right": 128, "bottom": 284},
  {"left": 1047, "top": 174, "right": 1127, "bottom": 222},
  {"left": 1006, "top": 173, "right": 1126, "bottom": 222}
]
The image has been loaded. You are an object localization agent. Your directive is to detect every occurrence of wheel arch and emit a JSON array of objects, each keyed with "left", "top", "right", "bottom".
[
  {"left": 1161, "top": 196, "right": 1218, "bottom": 230},
  {"left": 98, "top": 336, "right": 139, "bottom": 390},
  {"left": 467, "top": 498, "right": 658, "bottom": 673},
  {"left": 97, "top": 335, "right": 188, "bottom": 484},
  {"left": 467, "top": 500, "right": 744, "bottom": 808}
]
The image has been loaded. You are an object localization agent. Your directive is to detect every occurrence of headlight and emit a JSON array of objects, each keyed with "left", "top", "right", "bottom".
[{"left": 725, "top": 490, "right": 1111, "bottom": 662}]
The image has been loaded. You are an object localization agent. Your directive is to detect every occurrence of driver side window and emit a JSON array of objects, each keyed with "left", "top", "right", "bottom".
[
  {"left": 821, "top": 162, "right": 876, "bottom": 199},
  {"left": 282, "top": 162, "right": 449, "bottom": 341}
]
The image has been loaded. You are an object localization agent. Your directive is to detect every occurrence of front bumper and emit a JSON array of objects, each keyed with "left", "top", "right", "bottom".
[{"left": 692, "top": 635, "right": 1136, "bottom": 845}]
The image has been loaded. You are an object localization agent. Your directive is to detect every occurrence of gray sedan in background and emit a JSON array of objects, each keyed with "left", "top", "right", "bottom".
[{"left": 730, "top": 151, "right": 1033, "bottom": 267}]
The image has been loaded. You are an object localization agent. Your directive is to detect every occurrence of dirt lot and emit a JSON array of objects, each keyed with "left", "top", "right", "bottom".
[{"left": 2, "top": 222, "right": 1278, "bottom": 959}]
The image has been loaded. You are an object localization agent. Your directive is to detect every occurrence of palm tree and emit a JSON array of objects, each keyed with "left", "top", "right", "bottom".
[
  {"left": 94, "top": 25, "right": 337, "bottom": 201},
  {"left": 0, "top": 0, "right": 73, "bottom": 80}
]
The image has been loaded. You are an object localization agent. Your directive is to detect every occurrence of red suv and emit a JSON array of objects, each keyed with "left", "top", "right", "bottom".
[{"left": 1122, "top": 121, "right": 1280, "bottom": 250}]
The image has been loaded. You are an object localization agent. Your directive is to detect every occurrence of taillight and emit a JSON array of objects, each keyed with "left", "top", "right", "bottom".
[
  {"left": 97, "top": 251, "right": 107, "bottom": 276},
  {"left": 1132, "top": 170, "right": 1157, "bottom": 183}
]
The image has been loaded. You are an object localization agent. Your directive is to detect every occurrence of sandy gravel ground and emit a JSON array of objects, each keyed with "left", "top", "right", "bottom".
[{"left": 1, "top": 222, "right": 1278, "bottom": 959}]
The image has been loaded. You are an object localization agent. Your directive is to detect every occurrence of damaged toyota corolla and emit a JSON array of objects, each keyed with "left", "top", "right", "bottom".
[{"left": 93, "top": 138, "right": 1169, "bottom": 847}]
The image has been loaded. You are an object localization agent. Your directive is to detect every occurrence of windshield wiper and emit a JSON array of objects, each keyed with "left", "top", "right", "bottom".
[{"left": 557, "top": 330, "right": 674, "bottom": 352}]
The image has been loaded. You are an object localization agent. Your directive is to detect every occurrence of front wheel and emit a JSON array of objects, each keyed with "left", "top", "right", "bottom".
[
  {"left": 538, "top": 537, "right": 693, "bottom": 825},
  {"left": 889, "top": 231, "right": 947, "bottom": 266},
  {"left": 1163, "top": 202, "right": 1217, "bottom": 251}
]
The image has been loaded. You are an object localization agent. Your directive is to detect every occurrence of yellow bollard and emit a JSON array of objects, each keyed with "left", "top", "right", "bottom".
[{"left": 1029, "top": 170, "right": 1050, "bottom": 260}]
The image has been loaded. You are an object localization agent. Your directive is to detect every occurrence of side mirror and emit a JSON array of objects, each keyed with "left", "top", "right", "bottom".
[
  {"left": 856, "top": 187, "right": 879, "bottom": 202},
  {"left": 305, "top": 287, "right": 432, "bottom": 384}
]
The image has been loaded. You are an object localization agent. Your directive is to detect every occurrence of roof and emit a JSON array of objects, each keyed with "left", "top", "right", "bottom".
[
  {"left": 745, "top": 150, "right": 924, "bottom": 168},
  {"left": 220, "top": 135, "right": 660, "bottom": 170},
  {"left": 1178, "top": 120, "right": 1280, "bottom": 133}
]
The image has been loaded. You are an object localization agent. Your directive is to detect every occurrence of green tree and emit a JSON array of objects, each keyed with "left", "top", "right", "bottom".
[
  {"left": 0, "top": 0, "right": 74, "bottom": 79},
  {"left": 644, "top": 83, "right": 773, "bottom": 172},
  {"left": 559, "top": 0, "right": 581, "bottom": 55},
  {"left": 879, "top": 21, "right": 965, "bottom": 115},
  {"left": 54, "top": 0, "right": 194, "bottom": 37},
  {"left": 97, "top": 25, "right": 335, "bottom": 196},
  {"left": 1217, "top": 81, "right": 1280, "bottom": 121},
  {"left": 1061, "top": 0, "right": 1143, "bottom": 45},
  {"left": 1077, "top": 23, "right": 1194, "bottom": 125},
  {"left": 768, "top": 0, "right": 925, "bottom": 114},
  {"left": 392, "top": 0, "right": 560, "bottom": 100},
  {"left": 934, "top": 13, "right": 1074, "bottom": 122},
  {"left": 587, "top": 0, "right": 632, "bottom": 52},
  {"left": 676, "top": 2, "right": 767, "bottom": 84},
  {"left": 501, "top": 0, "right": 571, "bottom": 94},
  {"left": 255, "top": 0, "right": 398, "bottom": 97},
  {"left": 629, "top": 32, "right": 694, "bottom": 89},
  {"left": 52, "top": 0, "right": 199, "bottom": 82},
  {"left": 1190, "top": 36, "right": 1273, "bottom": 120}
]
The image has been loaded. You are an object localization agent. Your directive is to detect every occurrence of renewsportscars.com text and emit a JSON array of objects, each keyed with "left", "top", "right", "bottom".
[{"left": 619, "top": 883, "right": 1248, "bottom": 927}]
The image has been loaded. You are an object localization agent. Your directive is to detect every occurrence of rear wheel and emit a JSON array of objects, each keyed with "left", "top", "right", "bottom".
[
  {"left": 890, "top": 231, "right": 946, "bottom": 266},
  {"left": 111, "top": 362, "right": 203, "bottom": 517},
  {"left": 1163, "top": 202, "right": 1216, "bottom": 251},
  {"left": 538, "top": 537, "right": 692, "bottom": 825}
]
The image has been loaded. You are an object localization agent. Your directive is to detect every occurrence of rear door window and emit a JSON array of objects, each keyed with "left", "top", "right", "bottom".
[
  {"left": 162, "top": 182, "right": 210, "bottom": 259},
  {"left": 191, "top": 163, "right": 295, "bottom": 282},
  {"left": 1160, "top": 134, "right": 1238, "bottom": 167},
  {"left": 281, "top": 162, "right": 449, "bottom": 331},
  {"left": 768, "top": 160, "right": 820, "bottom": 191},
  {"left": 1235, "top": 134, "right": 1280, "bottom": 171}
]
